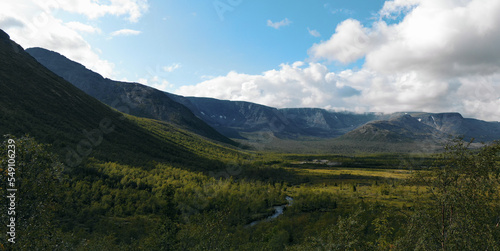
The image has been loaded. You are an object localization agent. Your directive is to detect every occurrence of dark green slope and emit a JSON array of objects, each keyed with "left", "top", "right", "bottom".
[
  {"left": 0, "top": 29, "right": 233, "bottom": 170},
  {"left": 26, "top": 47, "right": 236, "bottom": 146}
]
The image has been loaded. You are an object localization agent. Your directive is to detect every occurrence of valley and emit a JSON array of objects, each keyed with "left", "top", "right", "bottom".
[{"left": 1, "top": 28, "right": 499, "bottom": 250}]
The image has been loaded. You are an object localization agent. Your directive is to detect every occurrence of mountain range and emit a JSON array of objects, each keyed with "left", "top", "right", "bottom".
[
  {"left": 25, "top": 47, "right": 500, "bottom": 147},
  {"left": 25, "top": 47, "right": 236, "bottom": 146},
  {"left": 342, "top": 112, "right": 500, "bottom": 143}
]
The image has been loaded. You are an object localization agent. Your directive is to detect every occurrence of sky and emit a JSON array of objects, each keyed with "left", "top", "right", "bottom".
[{"left": 1, "top": 0, "right": 500, "bottom": 121}]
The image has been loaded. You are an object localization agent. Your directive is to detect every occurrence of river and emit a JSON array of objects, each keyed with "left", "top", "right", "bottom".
[{"left": 247, "top": 196, "right": 293, "bottom": 227}]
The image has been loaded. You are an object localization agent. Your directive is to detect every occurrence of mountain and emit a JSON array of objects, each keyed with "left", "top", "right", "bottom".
[
  {"left": 172, "top": 96, "right": 500, "bottom": 143},
  {"left": 23, "top": 48, "right": 382, "bottom": 139},
  {"left": 25, "top": 45, "right": 500, "bottom": 145},
  {"left": 279, "top": 108, "right": 382, "bottom": 137},
  {"left": 341, "top": 113, "right": 500, "bottom": 143},
  {"left": 25, "top": 47, "right": 236, "bottom": 146},
  {"left": 341, "top": 114, "right": 445, "bottom": 142},
  {"left": 412, "top": 112, "right": 500, "bottom": 142},
  {"left": 167, "top": 94, "right": 382, "bottom": 139},
  {"left": 166, "top": 95, "right": 300, "bottom": 138},
  {"left": 0, "top": 29, "right": 239, "bottom": 170}
]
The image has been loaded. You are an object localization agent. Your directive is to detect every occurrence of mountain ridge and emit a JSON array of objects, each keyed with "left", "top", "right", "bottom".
[
  {"left": 26, "top": 46, "right": 500, "bottom": 144},
  {"left": 25, "top": 47, "right": 237, "bottom": 146},
  {"left": 341, "top": 113, "right": 500, "bottom": 143}
]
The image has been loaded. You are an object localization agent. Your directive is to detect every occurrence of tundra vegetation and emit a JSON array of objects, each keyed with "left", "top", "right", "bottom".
[{"left": 1, "top": 133, "right": 498, "bottom": 250}]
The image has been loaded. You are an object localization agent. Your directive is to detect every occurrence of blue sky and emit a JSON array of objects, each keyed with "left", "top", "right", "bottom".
[
  {"left": 79, "top": 0, "right": 386, "bottom": 87},
  {"left": 1, "top": 0, "right": 500, "bottom": 121}
]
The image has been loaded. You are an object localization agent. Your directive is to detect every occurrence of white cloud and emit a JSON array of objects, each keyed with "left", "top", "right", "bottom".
[
  {"left": 312, "top": 0, "right": 500, "bottom": 78},
  {"left": 36, "top": 0, "right": 149, "bottom": 23},
  {"left": 110, "top": 29, "right": 141, "bottom": 37},
  {"left": 307, "top": 28, "right": 321, "bottom": 37},
  {"left": 309, "top": 19, "right": 377, "bottom": 64},
  {"left": 66, "top": 21, "right": 101, "bottom": 34},
  {"left": 0, "top": 0, "right": 116, "bottom": 77},
  {"left": 367, "top": 0, "right": 500, "bottom": 78},
  {"left": 267, "top": 18, "right": 291, "bottom": 29},
  {"left": 163, "top": 63, "right": 181, "bottom": 73},
  {"left": 379, "top": 0, "right": 420, "bottom": 19},
  {"left": 0, "top": 0, "right": 148, "bottom": 78},
  {"left": 138, "top": 76, "right": 173, "bottom": 92},
  {"left": 305, "top": 0, "right": 500, "bottom": 121},
  {"left": 175, "top": 62, "right": 360, "bottom": 109}
]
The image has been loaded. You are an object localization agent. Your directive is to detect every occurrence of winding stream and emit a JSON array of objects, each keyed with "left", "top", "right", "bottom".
[{"left": 248, "top": 196, "right": 293, "bottom": 227}]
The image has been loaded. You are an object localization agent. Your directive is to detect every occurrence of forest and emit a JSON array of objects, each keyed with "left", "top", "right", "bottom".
[{"left": 1, "top": 132, "right": 499, "bottom": 250}]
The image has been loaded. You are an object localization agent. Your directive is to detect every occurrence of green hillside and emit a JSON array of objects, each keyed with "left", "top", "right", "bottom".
[
  {"left": 26, "top": 47, "right": 237, "bottom": 146},
  {"left": 0, "top": 29, "right": 241, "bottom": 171}
]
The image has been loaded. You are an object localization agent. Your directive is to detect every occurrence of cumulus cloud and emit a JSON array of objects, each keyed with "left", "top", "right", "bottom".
[
  {"left": 311, "top": 0, "right": 500, "bottom": 78},
  {"left": 379, "top": 0, "right": 420, "bottom": 19},
  {"left": 309, "top": 19, "right": 379, "bottom": 64},
  {"left": 110, "top": 29, "right": 141, "bottom": 37},
  {"left": 0, "top": 0, "right": 149, "bottom": 78},
  {"left": 307, "top": 0, "right": 500, "bottom": 121},
  {"left": 0, "top": 1, "right": 114, "bottom": 77},
  {"left": 267, "top": 18, "right": 291, "bottom": 29},
  {"left": 176, "top": 62, "right": 360, "bottom": 109}
]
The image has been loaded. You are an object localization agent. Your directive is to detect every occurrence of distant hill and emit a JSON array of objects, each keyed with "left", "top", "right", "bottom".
[
  {"left": 341, "top": 114, "right": 445, "bottom": 142},
  {"left": 412, "top": 112, "right": 500, "bottom": 142},
  {"left": 166, "top": 95, "right": 300, "bottom": 138},
  {"left": 168, "top": 94, "right": 382, "bottom": 139},
  {"left": 0, "top": 29, "right": 238, "bottom": 170},
  {"left": 170, "top": 94, "right": 500, "bottom": 143},
  {"left": 341, "top": 113, "right": 500, "bottom": 143},
  {"left": 279, "top": 108, "right": 381, "bottom": 137},
  {"left": 26, "top": 47, "right": 236, "bottom": 146}
]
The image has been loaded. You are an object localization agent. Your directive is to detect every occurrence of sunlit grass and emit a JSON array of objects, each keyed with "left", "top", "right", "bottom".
[{"left": 293, "top": 167, "right": 412, "bottom": 180}]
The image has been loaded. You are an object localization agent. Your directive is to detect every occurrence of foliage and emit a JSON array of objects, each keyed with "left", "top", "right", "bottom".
[
  {"left": 0, "top": 135, "right": 64, "bottom": 250},
  {"left": 398, "top": 138, "right": 500, "bottom": 250},
  {"left": 2, "top": 133, "right": 500, "bottom": 250}
]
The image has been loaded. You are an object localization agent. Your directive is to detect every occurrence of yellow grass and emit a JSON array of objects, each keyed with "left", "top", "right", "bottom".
[{"left": 299, "top": 167, "right": 412, "bottom": 180}]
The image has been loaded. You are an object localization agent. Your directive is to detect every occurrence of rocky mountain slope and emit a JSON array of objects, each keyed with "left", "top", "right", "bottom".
[
  {"left": 168, "top": 94, "right": 382, "bottom": 139},
  {"left": 341, "top": 113, "right": 500, "bottom": 142},
  {"left": 26, "top": 47, "right": 236, "bottom": 145}
]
